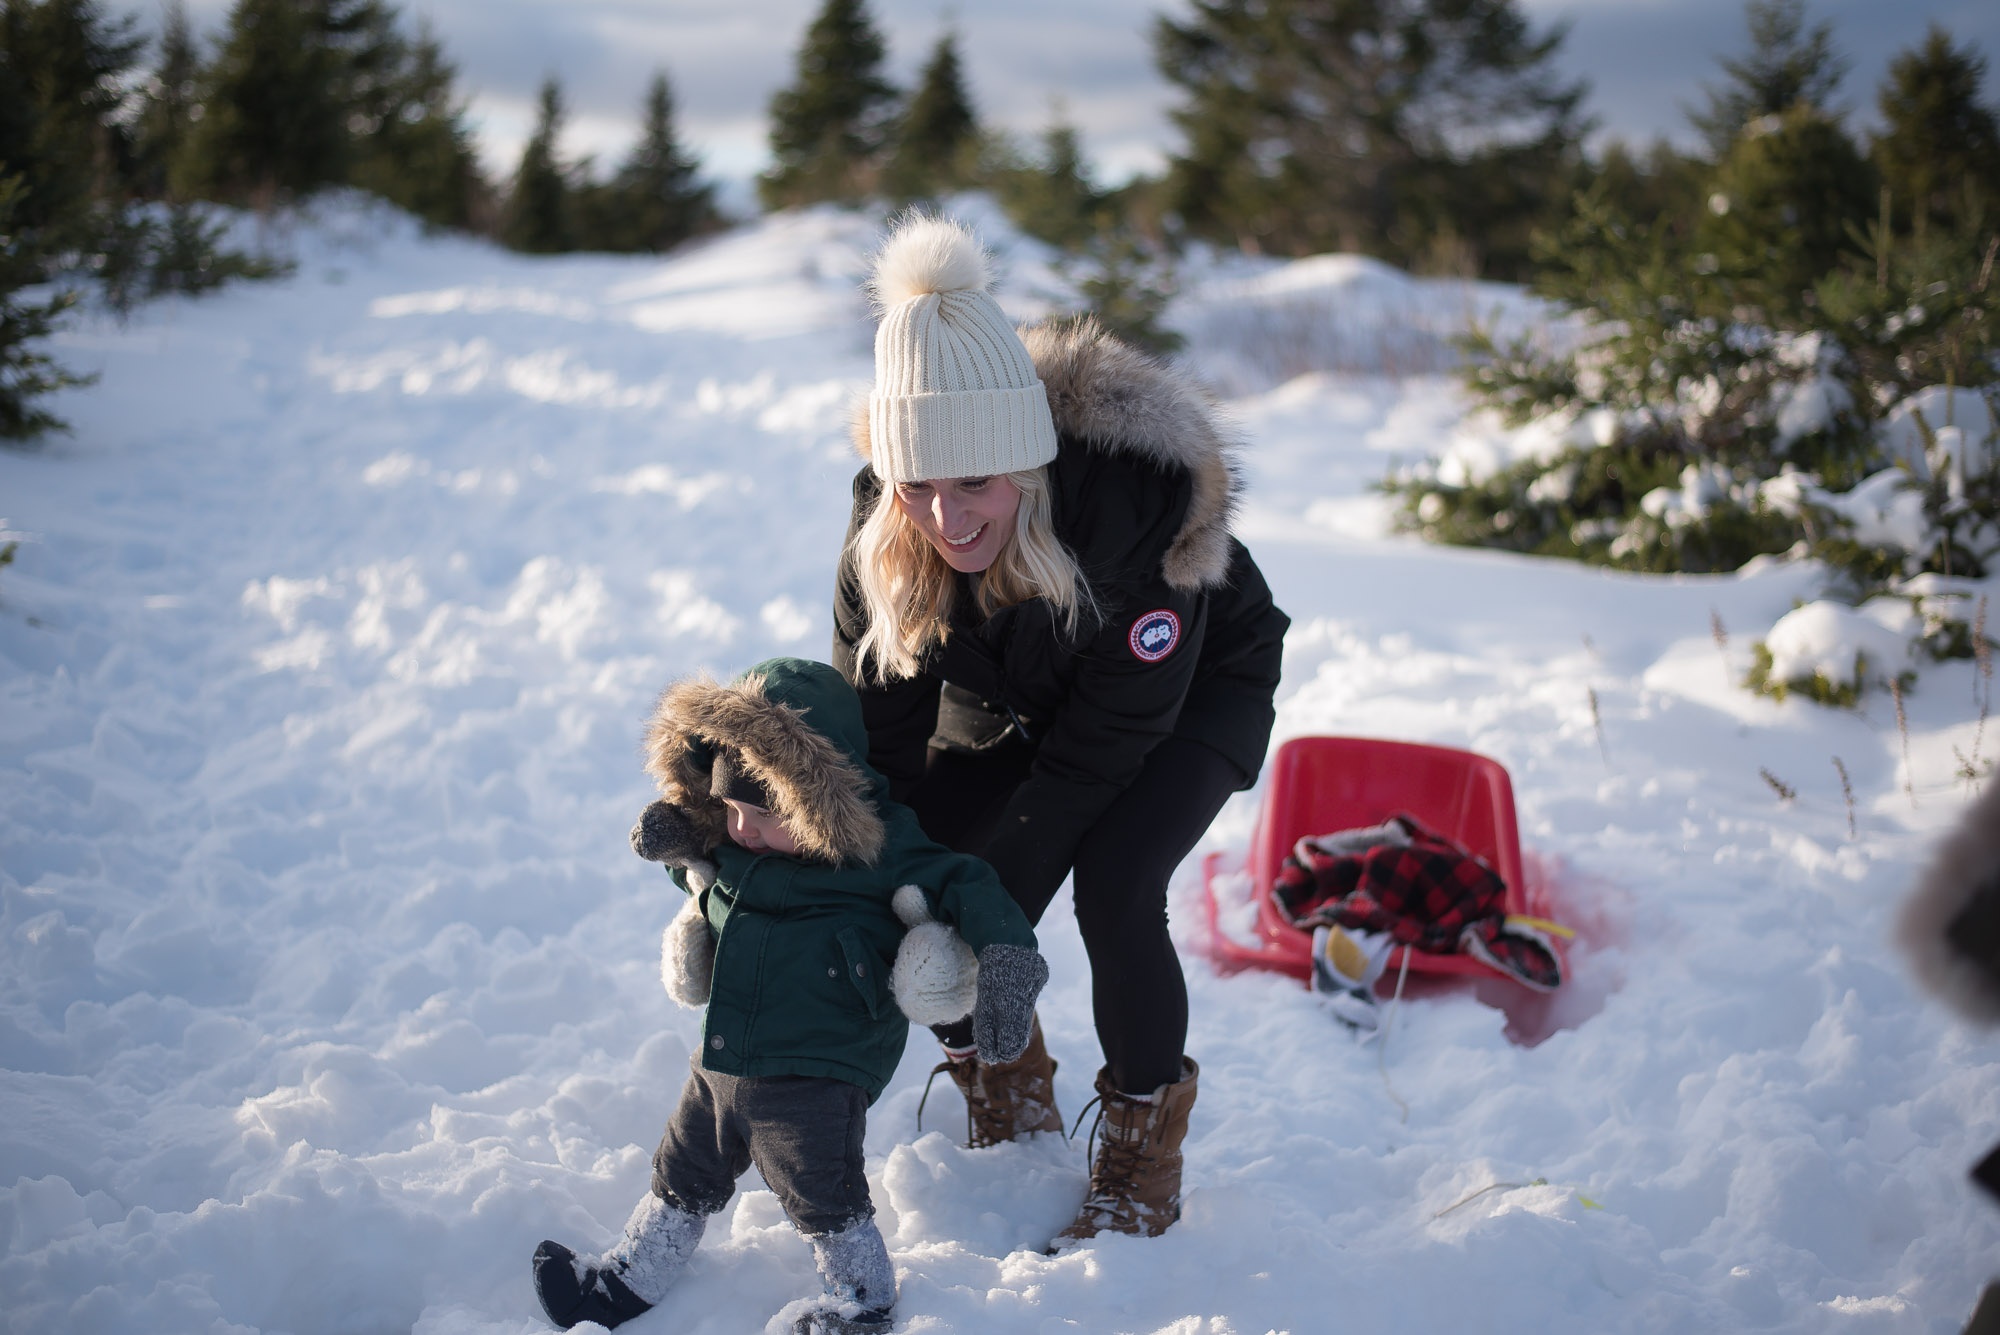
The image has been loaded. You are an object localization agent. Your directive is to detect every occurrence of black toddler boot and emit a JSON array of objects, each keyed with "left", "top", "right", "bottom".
[
  {"left": 531, "top": 1192, "right": 706, "bottom": 1330},
  {"left": 532, "top": 1240, "right": 653, "bottom": 1330}
]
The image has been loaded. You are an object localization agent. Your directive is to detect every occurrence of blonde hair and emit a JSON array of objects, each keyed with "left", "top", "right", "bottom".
[{"left": 848, "top": 467, "right": 1097, "bottom": 682}]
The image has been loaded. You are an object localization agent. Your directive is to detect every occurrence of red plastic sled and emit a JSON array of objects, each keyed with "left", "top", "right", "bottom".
[{"left": 1200, "top": 736, "right": 1540, "bottom": 986}]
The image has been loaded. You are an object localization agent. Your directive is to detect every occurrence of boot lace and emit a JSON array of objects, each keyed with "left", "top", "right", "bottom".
[
  {"left": 916, "top": 1059, "right": 976, "bottom": 1145},
  {"left": 1069, "top": 1095, "right": 1148, "bottom": 1225},
  {"left": 917, "top": 1053, "right": 1063, "bottom": 1149}
]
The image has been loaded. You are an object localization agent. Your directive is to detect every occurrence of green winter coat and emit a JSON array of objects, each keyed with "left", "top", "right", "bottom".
[{"left": 644, "top": 657, "right": 1036, "bottom": 1102}]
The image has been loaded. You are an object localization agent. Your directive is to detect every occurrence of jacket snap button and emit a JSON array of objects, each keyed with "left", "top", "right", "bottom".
[
  {"left": 709, "top": 1035, "right": 724, "bottom": 1050},
  {"left": 854, "top": 963, "right": 865, "bottom": 977},
  {"left": 827, "top": 967, "right": 837, "bottom": 978}
]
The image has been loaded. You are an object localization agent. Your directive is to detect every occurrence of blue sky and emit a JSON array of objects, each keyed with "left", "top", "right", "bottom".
[{"left": 116, "top": 0, "right": 2000, "bottom": 202}]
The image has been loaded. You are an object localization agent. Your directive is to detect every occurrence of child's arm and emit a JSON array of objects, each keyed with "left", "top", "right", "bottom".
[{"left": 634, "top": 800, "right": 720, "bottom": 1008}]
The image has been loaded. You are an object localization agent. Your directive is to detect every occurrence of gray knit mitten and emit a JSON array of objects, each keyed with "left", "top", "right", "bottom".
[
  {"left": 971, "top": 944, "right": 1049, "bottom": 1065},
  {"left": 631, "top": 800, "right": 717, "bottom": 890}
]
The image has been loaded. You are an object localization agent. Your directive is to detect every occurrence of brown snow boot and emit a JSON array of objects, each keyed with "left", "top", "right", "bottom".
[
  {"left": 919, "top": 1015, "right": 1063, "bottom": 1148},
  {"left": 1051, "top": 1058, "right": 1199, "bottom": 1248}
]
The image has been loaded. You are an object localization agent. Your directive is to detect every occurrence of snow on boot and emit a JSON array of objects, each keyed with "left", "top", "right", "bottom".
[
  {"left": 532, "top": 1192, "right": 705, "bottom": 1330},
  {"left": 918, "top": 1014, "right": 1062, "bottom": 1147},
  {"left": 790, "top": 1304, "right": 894, "bottom": 1335},
  {"left": 791, "top": 1217, "right": 895, "bottom": 1334},
  {"left": 1051, "top": 1058, "right": 1199, "bottom": 1249}
]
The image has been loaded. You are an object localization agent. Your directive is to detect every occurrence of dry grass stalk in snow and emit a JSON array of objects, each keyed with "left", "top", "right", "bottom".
[
  {"left": 1834, "top": 756, "right": 1856, "bottom": 839},
  {"left": 1761, "top": 768, "right": 1797, "bottom": 803},
  {"left": 1892, "top": 676, "right": 1915, "bottom": 807}
]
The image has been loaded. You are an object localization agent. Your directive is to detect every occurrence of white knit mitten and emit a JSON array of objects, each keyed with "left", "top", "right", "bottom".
[
  {"left": 888, "top": 885, "right": 978, "bottom": 1026},
  {"left": 660, "top": 895, "right": 716, "bottom": 1008}
]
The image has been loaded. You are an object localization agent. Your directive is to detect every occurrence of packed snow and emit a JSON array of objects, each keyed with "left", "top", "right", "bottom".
[{"left": 2, "top": 198, "right": 1997, "bottom": 1335}]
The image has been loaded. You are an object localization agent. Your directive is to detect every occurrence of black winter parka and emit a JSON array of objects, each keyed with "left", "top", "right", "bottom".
[{"left": 832, "top": 320, "right": 1289, "bottom": 919}]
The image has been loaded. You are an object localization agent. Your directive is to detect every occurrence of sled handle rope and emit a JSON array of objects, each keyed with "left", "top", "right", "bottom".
[
  {"left": 1434, "top": 1177, "right": 1605, "bottom": 1219},
  {"left": 1371, "top": 915, "right": 1574, "bottom": 1124},
  {"left": 1376, "top": 946, "right": 1415, "bottom": 1122}
]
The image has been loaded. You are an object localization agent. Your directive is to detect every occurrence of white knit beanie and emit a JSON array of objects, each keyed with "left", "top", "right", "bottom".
[{"left": 866, "top": 216, "right": 1059, "bottom": 484}]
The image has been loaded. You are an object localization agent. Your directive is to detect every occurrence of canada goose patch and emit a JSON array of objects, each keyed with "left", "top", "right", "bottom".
[{"left": 1130, "top": 609, "right": 1181, "bottom": 662}]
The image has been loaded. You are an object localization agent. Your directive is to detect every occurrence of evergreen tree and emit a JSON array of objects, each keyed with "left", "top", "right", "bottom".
[
  {"left": 1583, "top": 138, "right": 1707, "bottom": 243},
  {"left": 347, "top": 20, "right": 488, "bottom": 229},
  {"left": 994, "top": 118, "right": 1103, "bottom": 252},
  {"left": 587, "top": 71, "right": 719, "bottom": 252},
  {"left": 1688, "top": 0, "right": 1846, "bottom": 158},
  {"left": 1153, "top": 0, "right": 1586, "bottom": 274},
  {"left": 0, "top": 0, "right": 144, "bottom": 234},
  {"left": 501, "top": 76, "right": 574, "bottom": 252},
  {"left": 183, "top": 0, "right": 379, "bottom": 205},
  {"left": 0, "top": 0, "right": 272, "bottom": 436},
  {"left": 881, "top": 33, "right": 978, "bottom": 204},
  {"left": 1393, "top": 0, "right": 1996, "bottom": 595},
  {"left": 1698, "top": 101, "right": 1876, "bottom": 324},
  {"left": 1871, "top": 25, "right": 2000, "bottom": 236},
  {"left": 759, "top": 0, "right": 897, "bottom": 209},
  {"left": 133, "top": 0, "right": 200, "bottom": 200},
  {"left": 0, "top": 173, "right": 91, "bottom": 440}
]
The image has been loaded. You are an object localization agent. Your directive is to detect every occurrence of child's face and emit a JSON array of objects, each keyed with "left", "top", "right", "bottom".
[{"left": 721, "top": 798, "right": 802, "bottom": 855}]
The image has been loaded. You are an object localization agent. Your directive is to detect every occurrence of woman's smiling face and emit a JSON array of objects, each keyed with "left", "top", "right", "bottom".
[{"left": 892, "top": 474, "right": 1023, "bottom": 573}]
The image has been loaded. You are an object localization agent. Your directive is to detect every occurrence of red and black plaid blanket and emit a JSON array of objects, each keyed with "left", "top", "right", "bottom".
[{"left": 1273, "top": 814, "right": 1560, "bottom": 990}]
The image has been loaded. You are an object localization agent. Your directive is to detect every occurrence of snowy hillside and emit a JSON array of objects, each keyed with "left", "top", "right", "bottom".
[{"left": 2, "top": 198, "right": 1996, "bottom": 1335}]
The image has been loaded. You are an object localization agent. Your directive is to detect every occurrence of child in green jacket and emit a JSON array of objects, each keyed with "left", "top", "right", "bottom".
[{"left": 531, "top": 658, "right": 1046, "bottom": 1335}]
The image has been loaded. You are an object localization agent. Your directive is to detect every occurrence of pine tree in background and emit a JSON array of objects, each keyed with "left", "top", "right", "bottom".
[
  {"left": 583, "top": 71, "right": 720, "bottom": 252},
  {"left": 1871, "top": 25, "right": 2000, "bottom": 236},
  {"left": 0, "top": 173, "right": 92, "bottom": 439},
  {"left": 1152, "top": 0, "right": 1586, "bottom": 277},
  {"left": 182, "top": 0, "right": 373, "bottom": 206},
  {"left": 133, "top": 0, "right": 199, "bottom": 200},
  {"left": 1698, "top": 101, "right": 1876, "bottom": 324},
  {"left": 1688, "top": 0, "right": 1846, "bottom": 158},
  {"left": 347, "top": 20, "right": 489, "bottom": 230},
  {"left": 993, "top": 118, "right": 1104, "bottom": 252},
  {"left": 0, "top": 0, "right": 133, "bottom": 435},
  {"left": 501, "top": 77, "right": 574, "bottom": 253},
  {"left": 0, "top": 0, "right": 144, "bottom": 235},
  {"left": 760, "top": 0, "right": 897, "bottom": 209},
  {"left": 1399, "top": 6, "right": 2000, "bottom": 600},
  {"left": 881, "top": 33, "right": 978, "bottom": 205},
  {"left": 1582, "top": 138, "right": 1707, "bottom": 244}
]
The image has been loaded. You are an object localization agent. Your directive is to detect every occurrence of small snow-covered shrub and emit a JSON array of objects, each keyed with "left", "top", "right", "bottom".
[
  {"left": 1391, "top": 436, "right": 1813, "bottom": 574},
  {"left": 1385, "top": 152, "right": 2000, "bottom": 704},
  {"left": 1742, "top": 584, "right": 1988, "bottom": 707},
  {"left": 1744, "top": 599, "right": 1919, "bottom": 706},
  {"left": 1390, "top": 142, "right": 1999, "bottom": 600}
]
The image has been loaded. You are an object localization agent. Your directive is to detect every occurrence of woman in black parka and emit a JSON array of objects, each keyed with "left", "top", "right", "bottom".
[{"left": 831, "top": 216, "right": 1288, "bottom": 1246}]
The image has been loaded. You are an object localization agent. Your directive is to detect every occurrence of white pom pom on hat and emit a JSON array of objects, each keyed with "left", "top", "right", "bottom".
[
  {"left": 865, "top": 214, "right": 1059, "bottom": 484},
  {"left": 868, "top": 215, "right": 991, "bottom": 309}
]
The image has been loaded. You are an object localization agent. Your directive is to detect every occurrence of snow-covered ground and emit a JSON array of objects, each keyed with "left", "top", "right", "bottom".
[{"left": 3, "top": 199, "right": 1997, "bottom": 1335}]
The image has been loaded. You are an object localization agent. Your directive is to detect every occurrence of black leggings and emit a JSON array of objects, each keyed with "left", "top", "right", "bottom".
[{"left": 910, "top": 734, "right": 1247, "bottom": 1094}]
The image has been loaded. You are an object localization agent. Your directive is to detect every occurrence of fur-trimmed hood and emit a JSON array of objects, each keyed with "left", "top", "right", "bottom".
[
  {"left": 642, "top": 658, "right": 884, "bottom": 867},
  {"left": 852, "top": 317, "right": 1243, "bottom": 592},
  {"left": 1898, "top": 778, "right": 2000, "bottom": 1025}
]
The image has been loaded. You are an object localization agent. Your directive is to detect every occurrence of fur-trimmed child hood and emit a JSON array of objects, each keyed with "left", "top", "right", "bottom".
[
  {"left": 642, "top": 657, "right": 885, "bottom": 868},
  {"left": 852, "top": 316, "right": 1244, "bottom": 593}
]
